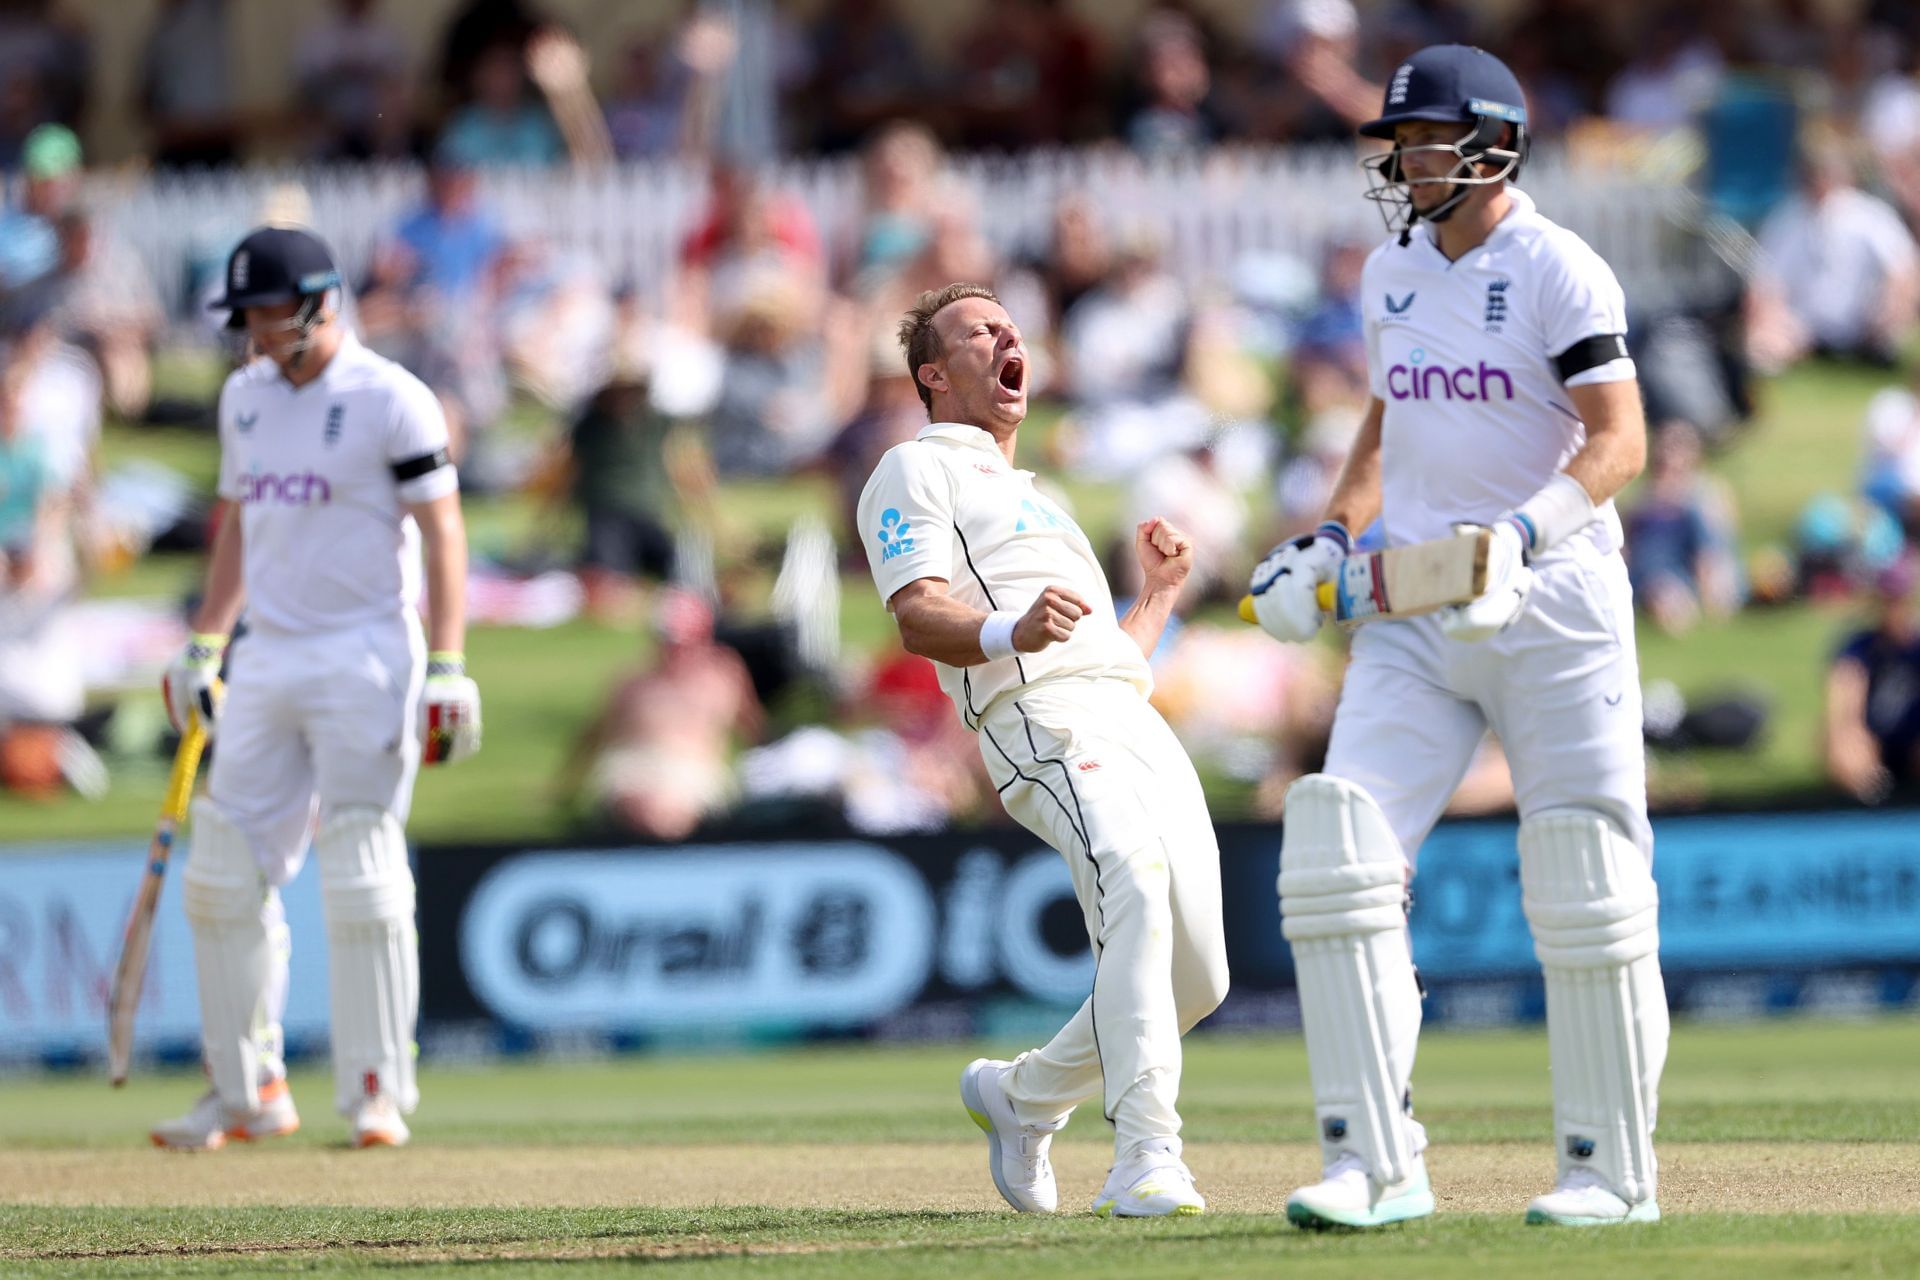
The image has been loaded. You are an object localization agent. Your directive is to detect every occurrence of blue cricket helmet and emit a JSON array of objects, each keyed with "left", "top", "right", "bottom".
[
  {"left": 1361, "top": 44, "right": 1529, "bottom": 141},
  {"left": 1358, "top": 45, "right": 1531, "bottom": 240},
  {"left": 209, "top": 225, "right": 342, "bottom": 331}
]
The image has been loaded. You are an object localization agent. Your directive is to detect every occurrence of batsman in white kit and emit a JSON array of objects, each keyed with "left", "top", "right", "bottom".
[
  {"left": 860, "top": 285, "right": 1228, "bottom": 1216},
  {"left": 152, "top": 226, "right": 480, "bottom": 1150},
  {"left": 1247, "top": 46, "right": 1668, "bottom": 1228}
]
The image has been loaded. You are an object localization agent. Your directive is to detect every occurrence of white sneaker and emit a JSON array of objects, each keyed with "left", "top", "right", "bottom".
[
  {"left": 1092, "top": 1141, "right": 1206, "bottom": 1218},
  {"left": 1286, "top": 1151, "right": 1435, "bottom": 1229},
  {"left": 960, "top": 1057, "right": 1062, "bottom": 1212},
  {"left": 349, "top": 1093, "right": 410, "bottom": 1149},
  {"left": 1526, "top": 1167, "right": 1659, "bottom": 1226},
  {"left": 151, "top": 1077, "right": 300, "bottom": 1151}
]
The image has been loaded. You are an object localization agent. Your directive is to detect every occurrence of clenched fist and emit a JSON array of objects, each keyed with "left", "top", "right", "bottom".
[
  {"left": 1015, "top": 585, "right": 1088, "bottom": 652},
  {"left": 1136, "top": 517, "right": 1194, "bottom": 592}
]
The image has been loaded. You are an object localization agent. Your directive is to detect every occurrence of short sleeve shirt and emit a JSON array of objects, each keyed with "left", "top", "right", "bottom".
[{"left": 857, "top": 423, "right": 1150, "bottom": 729}]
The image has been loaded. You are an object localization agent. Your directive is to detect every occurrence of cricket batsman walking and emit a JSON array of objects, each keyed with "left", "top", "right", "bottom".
[
  {"left": 151, "top": 226, "right": 480, "bottom": 1149},
  {"left": 1247, "top": 46, "right": 1668, "bottom": 1227},
  {"left": 861, "top": 284, "right": 1228, "bottom": 1216}
]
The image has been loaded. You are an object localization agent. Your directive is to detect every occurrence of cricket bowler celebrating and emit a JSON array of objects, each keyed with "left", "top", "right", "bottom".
[
  {"left": 860, "top": 284, "right": 1227, "bottom": 1216},
  {"left": 152, "top": 226, "right": 480, "bottom": 1149},
  {"left": 1246, "top": 46, "right": 1668, "bottom": 1228}
]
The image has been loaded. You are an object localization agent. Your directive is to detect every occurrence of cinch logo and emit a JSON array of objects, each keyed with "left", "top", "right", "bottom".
[
  {"left": 240, "top": 469, "right": 333, "bottom": 506},
  {"left": 876, "top": 507, "right": 914, "bottom": 561},
  {"left": 1386, "top": 348, "right": 1515, "bottom": 401}
]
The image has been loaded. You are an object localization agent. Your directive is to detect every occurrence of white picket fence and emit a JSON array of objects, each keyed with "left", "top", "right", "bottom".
[{"left": 82, "top": 146, "right": 1715, "bottom": 316}]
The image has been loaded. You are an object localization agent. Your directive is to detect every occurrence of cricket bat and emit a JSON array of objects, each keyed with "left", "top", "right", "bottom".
[
  {"left": 106, "top": 712, "right": 210, "bottom": 1086},
  {"left": 1238, "top": 527, "right": 1492, "bottom": 628}
]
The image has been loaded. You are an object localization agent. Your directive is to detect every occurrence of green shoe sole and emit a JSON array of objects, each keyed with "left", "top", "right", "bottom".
[{"left": 1526, "top": 1200, "right": 1661, "bottom": 1227}]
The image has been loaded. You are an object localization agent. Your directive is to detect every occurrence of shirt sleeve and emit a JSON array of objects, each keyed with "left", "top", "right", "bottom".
[
  {"left": 215, "top": 378, "right": 243, "bottom": 502},
  {"left": 1536, "top": 235, "right": 1637, "bottom": 387},
  {"left": 857, "top": 444, "right": 955, "bottom": 609},
  {"left": 385, "top": 372, "right": 458, "bottom": 504}
]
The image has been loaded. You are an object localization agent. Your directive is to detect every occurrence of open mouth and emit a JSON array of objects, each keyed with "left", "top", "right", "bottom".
[{"left": 996, "top": 356, "right": 1026, "bottom": 395}]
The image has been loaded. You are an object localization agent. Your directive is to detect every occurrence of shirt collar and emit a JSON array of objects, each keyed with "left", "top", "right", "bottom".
[
  {"left": 285, "top": 329, "right": 362, "bottom": 389},
  {"left": 916, "top": 422, "right": 1007, "bottom": 454},
  {"left": 1414, "top": 185, "right": 1537, "bottom": 257}
]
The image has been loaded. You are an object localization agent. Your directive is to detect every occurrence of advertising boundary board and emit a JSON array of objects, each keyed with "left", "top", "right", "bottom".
[{"left": 5, "top": 807, "right": 1918, "bottom": 1067}]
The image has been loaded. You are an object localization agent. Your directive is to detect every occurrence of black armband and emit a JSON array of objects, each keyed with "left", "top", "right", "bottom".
[
  {"left": 1553, "top": 333, "right": 1629, "bottom": 382},
  {"left": 390, "top": 448, "right": 452, "bottom": 482}
]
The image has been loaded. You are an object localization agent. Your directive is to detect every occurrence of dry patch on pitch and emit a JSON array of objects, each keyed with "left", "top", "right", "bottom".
[{"left": 3, "top": 1141, "right": 1917, "bottom": 1218}]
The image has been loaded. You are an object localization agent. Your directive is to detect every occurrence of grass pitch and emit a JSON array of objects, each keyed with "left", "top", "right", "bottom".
[{"left": 2, "top": 1017, "right": 1917, "bottom": 1276}]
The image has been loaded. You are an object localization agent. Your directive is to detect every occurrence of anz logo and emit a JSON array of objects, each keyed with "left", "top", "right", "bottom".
[{"left": 876, "top": 508, "right": 915, "bottom": 561}]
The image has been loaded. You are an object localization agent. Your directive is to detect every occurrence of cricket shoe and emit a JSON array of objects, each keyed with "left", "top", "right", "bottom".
[
  {"left": 151, "top": 1078, "right": 300, "bottom": 1151},
  {"left": 349, "top": 1093, "right": 411, "bottom": 1148},
  {"left": 1286, "top": 1151, "right": 1435, "bottom": 1229},
  {"left": 1526, "top": 1167, "right": 1659, "bottom": 1226},
  {"left": 960, "top": 1057, "right": 1062, "bottom": 1212},
  {"left": 1092, "top": 1140, "right": 1205, "bottom": 1218}
]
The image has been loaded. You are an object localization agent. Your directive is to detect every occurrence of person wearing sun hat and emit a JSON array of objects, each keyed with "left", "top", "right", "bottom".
[{"left": 0, "top": 124, "right": 84, "bottom": 291}]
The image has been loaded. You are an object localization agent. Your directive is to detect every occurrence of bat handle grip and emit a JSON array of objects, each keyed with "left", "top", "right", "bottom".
[{"left": 1238, "top": 582, "right": 1340, "bottom": 623}]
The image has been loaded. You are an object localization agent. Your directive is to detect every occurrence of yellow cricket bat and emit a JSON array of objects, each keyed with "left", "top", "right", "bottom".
[
  {"left": 1239, "top": 528, "right": 1492, "bottom": 628},
  {"left": 106, "top": 713, "right": 210, "bottom": 1087}
]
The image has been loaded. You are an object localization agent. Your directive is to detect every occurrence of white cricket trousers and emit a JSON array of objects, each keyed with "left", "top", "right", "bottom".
[
  {"left": 976, "top": 678, "right": 1229, "bottom": 1160},
  {"left": 208, "top": 612, "right": 426, "bottom": 878},
  {"left": 1324, "top": 542, "right": 1651, "bottom": 865}
]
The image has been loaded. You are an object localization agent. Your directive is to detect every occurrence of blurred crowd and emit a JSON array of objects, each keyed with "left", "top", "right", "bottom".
[
  {"left": 5, "top": 0, "right": 1920, "bottom": 820},
  {"left": 0, "top": 0, "right": 1915, "bottom": 169}
]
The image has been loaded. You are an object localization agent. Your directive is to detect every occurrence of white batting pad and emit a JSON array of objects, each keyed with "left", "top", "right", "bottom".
[
  {"left": 180, "top": 797, "right": 278, "bottom": 1112},
  {"left": 1279, "top": 774, "right": 1424, "bottom": 1185},
  {"left": 315, "top": 805, "right": 420, "bottom": 1116},
  {"left": 1519, "top": 809, "right": 1668, "bottom": 1204}
]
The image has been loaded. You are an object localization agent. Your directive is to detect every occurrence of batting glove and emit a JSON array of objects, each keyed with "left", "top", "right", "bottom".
[
  {"left": 422, "top": 651, "right": 482, "bottom": 765},
  {"left": 1438, "top": 520, "right": 1533, "bottom": 642},
  {"left": 1249, "top": 521, "right": 1350, "bottom": 644},
  {"left": 161, "top": 632, "right": 227, "bottom": 735}
]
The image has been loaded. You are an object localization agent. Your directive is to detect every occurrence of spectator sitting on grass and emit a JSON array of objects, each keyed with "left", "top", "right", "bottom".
[
  {"left": 1859, "top": 363, "right": 1920, "bottom": 533},
  {"left": 47, "top": 205, "right": 164, "bottom": 422},
  {"left": 359, "top": 150, "right": 510, "bottom": 466},
  {"left": 0, "top": 298, "right": 87, "bottom": 778},
  {"left": 561, "top": 318, "right": 713, "bottom": 623},
  {"left": 1793, "top": 492, "right": 1904, "bottom": 603},
  {"left": 1748, "top": 144, "right": 1920, "bottom": 372},
  {"left": 556, "top": 589, "right": 762, "bottom": 839},
  {"left": 1825, "top": 555, "right": 1920, "bottom": 804},
  {"left": 1623, "top": 421, "right": 1743, "bottom": 634}
]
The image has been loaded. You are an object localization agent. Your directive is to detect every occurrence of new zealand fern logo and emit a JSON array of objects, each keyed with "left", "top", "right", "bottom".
[{"left": 876, "top": 507, "right": 914, "bottom": 561}]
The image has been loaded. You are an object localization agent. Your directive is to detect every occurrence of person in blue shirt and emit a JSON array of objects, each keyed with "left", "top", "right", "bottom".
[
  {"left": 1826, "top": 554, "right": 1920, "bottom": 804},
  {"left": 436, "top": 41, "right": 565, "bottom": 168},
  {"left": 0, "top": 125, "right": 82, "bottom": 291}
]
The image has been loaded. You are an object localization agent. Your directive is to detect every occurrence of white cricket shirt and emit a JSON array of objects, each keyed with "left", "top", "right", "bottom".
[
  {"left": 1363, "top": 187, "right": 1636, "bottom": 555},
  {"left": 858, "top": 423, "right": 1151, "bottom": 730},
  {"left": 216, "top": 333, "right": 457, "bottom": 633}
]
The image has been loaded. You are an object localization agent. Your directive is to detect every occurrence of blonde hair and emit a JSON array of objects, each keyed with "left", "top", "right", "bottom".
[{"left": 897, "top": 282, "right": 1000, "bottom": 414}]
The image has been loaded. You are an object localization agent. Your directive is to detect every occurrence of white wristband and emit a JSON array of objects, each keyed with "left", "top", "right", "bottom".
[
  {"left": 978, "top": 611, "right": 1021, "bottom": 662},
  {"left": 1511, "top": 472, "right": 1598, "bottom": 554}
]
